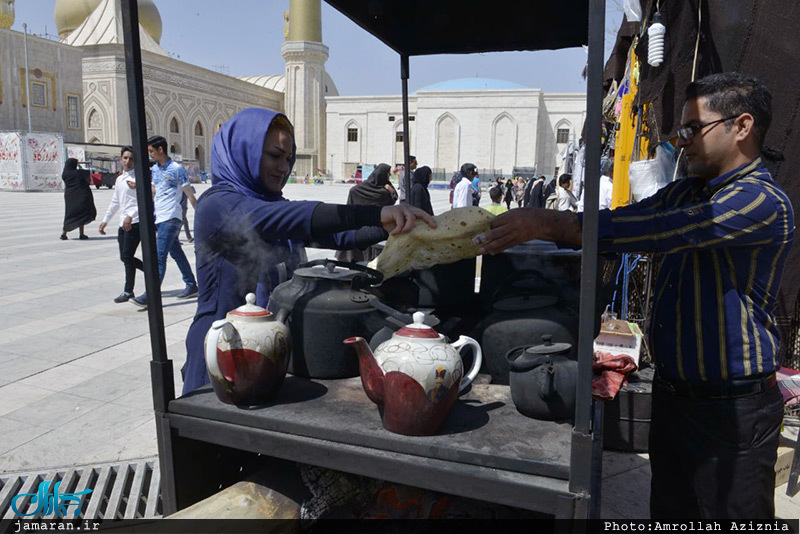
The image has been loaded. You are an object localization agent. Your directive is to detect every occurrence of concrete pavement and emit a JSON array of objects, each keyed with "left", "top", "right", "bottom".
[{"left": 0, "top": 183, "right": 797, "bottom": 519}]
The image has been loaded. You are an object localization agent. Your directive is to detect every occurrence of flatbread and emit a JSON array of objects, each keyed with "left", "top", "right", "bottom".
[{"left": 369, "top": 206, "right": 495, "bottom": 279}]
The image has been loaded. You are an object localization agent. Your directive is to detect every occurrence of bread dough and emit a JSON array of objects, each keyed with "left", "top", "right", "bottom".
[{"left": 369, "top": 207, "right": 495, "bottom": 279}]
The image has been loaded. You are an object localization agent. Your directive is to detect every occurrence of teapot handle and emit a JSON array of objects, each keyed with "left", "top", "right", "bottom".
[
  {"left": 452, "top": 336, "right": 483, "bottom": 392},
  {"left": 205, "top": 319, "right": 236, "bottom": 387}
]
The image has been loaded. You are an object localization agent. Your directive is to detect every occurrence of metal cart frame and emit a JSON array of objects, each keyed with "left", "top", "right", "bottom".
[{"left": 120, "top": 0, "right": 607, "bottom": 520}]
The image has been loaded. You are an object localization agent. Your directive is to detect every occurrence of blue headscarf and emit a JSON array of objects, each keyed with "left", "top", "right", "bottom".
[{"left": 210, "top": 108, "right": 296, "bottom": 201}]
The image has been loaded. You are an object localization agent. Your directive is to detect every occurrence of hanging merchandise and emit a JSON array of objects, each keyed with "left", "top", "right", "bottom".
[
  {"left": 628, "top": 143, "right": 678, "bottom": 202},
  {"left": 647, "top": 12, "right": 665, "bottom": 67},
  {"left": 623, "top": 0, "right": 642, "bottom": 23},
  {"left": 611, "top": 49, "right": 650, "bottom": 209}
]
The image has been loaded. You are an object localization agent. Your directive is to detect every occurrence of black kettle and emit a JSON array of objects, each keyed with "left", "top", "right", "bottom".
[{"left": 506, "top": 335, "right": 577, "bottom": 421}]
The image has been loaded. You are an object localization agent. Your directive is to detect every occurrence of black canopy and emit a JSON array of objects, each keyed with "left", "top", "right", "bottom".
[{"left": 324, "top": 0, "right": 589, "bottom": 55}]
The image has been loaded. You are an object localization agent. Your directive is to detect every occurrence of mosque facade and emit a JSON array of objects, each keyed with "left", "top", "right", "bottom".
[{"left": 1, "top": 0, "right": 585, "bottom": 178}]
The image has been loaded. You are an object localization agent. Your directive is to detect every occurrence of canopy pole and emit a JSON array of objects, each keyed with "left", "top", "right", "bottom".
[
  {"left": 401, "top": 54, "right": 411, "bottom": 202},
  {"left": 569, "top": 0, "right": 605, "bottom": 517}
]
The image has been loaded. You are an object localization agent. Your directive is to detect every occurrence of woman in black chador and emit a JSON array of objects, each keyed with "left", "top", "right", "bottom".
[{"left": 60, "top": 158, "right": 96, "bottom": 240}]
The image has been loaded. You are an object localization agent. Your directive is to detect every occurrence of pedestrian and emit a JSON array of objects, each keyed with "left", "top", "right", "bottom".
[
  {"left": 448, "top": 170, "right": 461, "bottom": 206},
  {"left": 181, "top": 108, "right": 434, "bottom": 393},
  {"left": 525, "top": 175, "right": 546, "bottom": 208},
  {"left": 474, "top": 72, "right": 794, "bottom": 520},
  {"left": 452, "top": 163, "right": 476, "bottom": 209},
  {"left": 398, "top": 155, "right": 417, "bottom": 203},
  {"left": 471, "top": 169, "right": 482, "bottom": 206},
  {"left": 60, "top": 158, "right": 96, "bottom": 240},
  {"left": 598, "top": 158, "right": 614, "bottom": 211},
  {"left": 180, "top": 184, "right": 196, "bottom": 243},
  {"left": 336, "top": 163, "right": 398, "bottom": 262},
  {"left": 503, "top": 179, "right": 515, "bottom": 209},
  {"left": 98, "top": 146, "right": 143, "bottom": 303},
  {"left": 484, "top": 186, "right": 508, "bottom": 216},
  {"left": 553, "top": 174, "right": 577, "bottom": 212},
  {"left": 131, "top": 136, "right": 199, "bottom": 309},
  {"left": 408, "top": 165, "right": 433, "bottom": 216}
]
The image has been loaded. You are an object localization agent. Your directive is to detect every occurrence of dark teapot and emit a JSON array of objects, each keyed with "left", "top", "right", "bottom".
[{"left": 506, "top": 335, "right": 577, "bottom": 421}]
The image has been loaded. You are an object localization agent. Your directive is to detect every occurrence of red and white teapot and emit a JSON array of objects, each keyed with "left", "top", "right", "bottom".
[
  {"left": 345, "top": 312, "right": 482, "bottom": 436},
  {"left": 205, "top": 293, "right": 291, "bottom": 405}
]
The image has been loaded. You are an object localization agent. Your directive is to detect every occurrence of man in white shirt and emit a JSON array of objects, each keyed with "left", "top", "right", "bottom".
[
  {"left": 99, "top": 146, "right": 143, "bottom": 303},
  {"left": 452, "top": 163, "right": 477, "bottom": 209},
  {"left": 598, "top": 158, "right": 614, "bottom": 210}
]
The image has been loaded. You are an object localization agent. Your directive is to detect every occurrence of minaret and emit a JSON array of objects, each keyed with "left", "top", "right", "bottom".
[{"left": 282, "top": 0, "right": 328, "bottom": 177}]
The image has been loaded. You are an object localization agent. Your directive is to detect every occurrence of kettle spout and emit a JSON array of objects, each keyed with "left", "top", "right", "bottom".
[{"left": 344, "top": 336, "right": 384, "bottom": 405}]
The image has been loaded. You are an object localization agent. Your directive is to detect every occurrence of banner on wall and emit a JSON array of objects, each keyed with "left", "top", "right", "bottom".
[
  {"left": 66, "top": 145, "right": 86, "bottom": 165},
  {"left": 0, "top": 132, "right": 64, "bottom": 192},
  {"left": 0, "top": 132, "right": 23, "bottom": 191}
]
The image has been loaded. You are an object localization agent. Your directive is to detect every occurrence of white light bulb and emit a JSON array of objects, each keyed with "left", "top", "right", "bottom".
[{"left": 648, "top": 13, "right": 666, "bottom": 67}]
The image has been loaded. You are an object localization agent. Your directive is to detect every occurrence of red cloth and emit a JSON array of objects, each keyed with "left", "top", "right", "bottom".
[
  {"left": 777, "top": 367, "right": 800, "bottom": 405},
  {"left": 592, "top": 351, "right": 638, "bottom": 401}
]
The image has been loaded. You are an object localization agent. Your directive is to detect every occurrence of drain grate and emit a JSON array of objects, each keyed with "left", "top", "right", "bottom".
[{"left": 0, "top": 458, "right": 162, "bottom": 521}]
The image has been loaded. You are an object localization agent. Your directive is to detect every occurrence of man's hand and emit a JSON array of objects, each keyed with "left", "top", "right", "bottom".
[
  {"left": 122, "top": 215, "right": 133, "bottom": 231},
  {"left": 98, "top": 222, "right": 107, "bottom": 235},
  {"left": 473, "top": 208, "right": 582, "bottom": 255},
  {"left": 380, "top": 204, "right": 437, "bottom": 235}
]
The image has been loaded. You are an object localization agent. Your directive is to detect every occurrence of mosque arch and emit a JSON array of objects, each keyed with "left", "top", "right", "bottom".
[
  {"left": 169, "top": 116, "right": 180, "bottom": 134},
  {"left": 194, "top": 121, "right": 204, "bottom": 137},
  {"left": 435, "top": 113, "right": 460, "bottom": 174},
  {"left": 195, "top": 145, "right": 205, "bottom": 171},
  {"left": 344, "top": 119, "right": 362, "bottom": 163},
  {"left": 491, "top": 112, "right": 518, "bottom": 172},
  {"left": 392, "top": 119, "right": 413, "bottom": 167},
  {"left": 84, "top": 99, "right": 108, "bottom": 144},
  {"left": 554, "top": 119, "right": 573, "bottom": 145},
  {"left": 87, "top": 109, "right": 101, "bottom": 129},
  {"left": 169, "top": 142, "right": 182, "bottom": 157}
]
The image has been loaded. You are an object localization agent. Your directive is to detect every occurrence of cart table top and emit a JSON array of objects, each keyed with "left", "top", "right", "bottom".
[{"left": 168, "top": 376, "right": 573, "bottom": 480}]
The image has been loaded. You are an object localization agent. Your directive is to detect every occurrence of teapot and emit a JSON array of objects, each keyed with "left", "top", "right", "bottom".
[
  {"left": 506, "top": 335, "right": 577, "bottom": 421},
  {"left": 344, "top": 312, "right": 482, "bottom": 436},
  {"left": 205, "top": 293, "right": 291, "bottom": 405}
]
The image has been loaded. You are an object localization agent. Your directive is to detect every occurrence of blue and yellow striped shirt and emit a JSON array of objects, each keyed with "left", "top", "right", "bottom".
[{"left": 595, "top": 157, "right": 795, "bottom": 382}]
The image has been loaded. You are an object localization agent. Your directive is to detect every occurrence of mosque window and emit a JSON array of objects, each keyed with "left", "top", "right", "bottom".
[
  {"left": 30, "top": 81, "right": 47, "bottom": 108},
  {"left": 195, "top": 122, "right": 204, "bottom": 136},
  {"left": 347, "top": 128, "right": 358, "bottom": 142},
  {"left": 66, "top": 95, "right": 80, "bottom": 129},
  {"left": 388, "top": 116, "right": 395, "bottom": 121},
  {"left": 170, "top": 117, "right": 180, "bottom": 134},
  {"left": 395, "top": 131, "right": 405, "bottom": 142},
  {"left": 88, "top": 109, "right": 101, "bottom": 129},
  {"left": 557, "top": 128, "right": 570, "bottom": 144}
]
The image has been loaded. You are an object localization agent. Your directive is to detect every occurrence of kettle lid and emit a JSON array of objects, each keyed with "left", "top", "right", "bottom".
[
  {"left": 395, "top": 312, "right": 439, "bottom": 339},
  {"left": 293, "top": 262, "right": 363, "bottom": 282},
  {"left": 229, "top": 293, "right": 271, "bottom": 318},
  {"left": 523, "top": 334, "right": 572, "bottom": 356}
]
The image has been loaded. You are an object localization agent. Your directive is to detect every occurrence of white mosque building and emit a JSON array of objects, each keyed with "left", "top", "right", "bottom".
[{"left": 0, "top": 0, "right": 585, "bottom": 179}]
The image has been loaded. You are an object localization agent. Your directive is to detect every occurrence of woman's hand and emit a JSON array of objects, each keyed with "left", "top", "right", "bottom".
[{"left": 380, "top": 204, "right": 437, "bottom": 235}]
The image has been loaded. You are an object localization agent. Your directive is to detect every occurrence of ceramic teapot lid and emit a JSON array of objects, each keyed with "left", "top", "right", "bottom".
[
  {"left": 229, "top": 293, "right": 271, "bottom": 318},
  {"left": 523, "top": 334, "right": 572, "bottom": 356},
  {"left": 395, "top": 312, "right": 439, "bottom": 339}
]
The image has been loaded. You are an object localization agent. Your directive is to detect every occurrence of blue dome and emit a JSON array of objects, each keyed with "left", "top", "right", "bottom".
[{"left": 415, "top": 78, "right": 527, "bottom": 93}]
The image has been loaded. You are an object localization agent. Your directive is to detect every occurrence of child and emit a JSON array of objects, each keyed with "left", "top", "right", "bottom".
[{"left": 484, "top": 186, "right": 508, "bottom": 216}]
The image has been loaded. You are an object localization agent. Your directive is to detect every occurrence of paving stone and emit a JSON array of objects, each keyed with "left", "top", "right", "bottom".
[
  {"left": 18, "top": 362, "right": 107, "bottom": 392},
  {"left": 62, "top": 370, "right": 150, "bottom": 403},
  {"left": 4, "top": 392, "right": 104, "bottom": 429},
  {"left": 0, "top": 416, "right": 51, "bottom": 456},
  {"left": 1, "top": 356, "right": 59, "bottom": 382},
  {"left": 0, "top": 383, "right": 55, "bottom": 417}
]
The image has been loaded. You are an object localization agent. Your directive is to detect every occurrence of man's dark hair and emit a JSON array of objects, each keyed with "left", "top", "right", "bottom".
[
  {"left": 147, "top": 135, "right": 168, "bottom": 153},
  {"left": 601, "top": 158, "right": 614, "bottom": 177},
  {"left": 489, "top": 186, "right": 502, "bottom": 203},
  {"left": 409, "top": 155, "right": 416, "bottom": 162},
  {"left": 558, "top": 173, "right": 572, "bottom": 187},
  {"left": 685, "top": 72, "right": 771, "bottom": 149},
  {"left": 120, "top": 145, "right": 133, "bottom": 156}
]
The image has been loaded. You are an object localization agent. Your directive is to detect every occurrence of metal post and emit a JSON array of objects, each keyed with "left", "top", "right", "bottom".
[
  {"left": 119, "top": 0, "right": 174, "bottom": 410},
  {"left": 400, "top": 54, "right": 411, "bottom": 203},
  {"left": 569, "top": 0, "right": 605, "bottom": 512},
  {"left": 22, "top": 23, "right": 32, "bottom": 133},
  {"left": 120, "top": 0, "right": 178, "bottom": 514}
]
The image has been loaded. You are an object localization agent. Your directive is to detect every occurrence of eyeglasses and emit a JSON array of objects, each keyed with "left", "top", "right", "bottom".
[{"left": 676, "top": 115, "right": 740, "bottom": 141}]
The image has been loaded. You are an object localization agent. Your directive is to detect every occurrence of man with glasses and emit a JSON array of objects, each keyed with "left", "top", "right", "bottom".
[{"left": 473, "top": 72, "right": 794, "bottom": 519}]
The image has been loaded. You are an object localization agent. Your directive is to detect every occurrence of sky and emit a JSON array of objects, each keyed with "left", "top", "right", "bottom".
[{"left": 11, "top": 1, "right": 624, "bottom": 96}]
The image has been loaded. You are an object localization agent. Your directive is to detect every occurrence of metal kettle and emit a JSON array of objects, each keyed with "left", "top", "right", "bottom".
[{"left": 506, "top": 335, "right": 577, "bottom": 421}]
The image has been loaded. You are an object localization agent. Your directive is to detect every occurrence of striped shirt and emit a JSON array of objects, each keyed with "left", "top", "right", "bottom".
[{"left": 594, "top": 157, "right": 794, "bottom": 382}]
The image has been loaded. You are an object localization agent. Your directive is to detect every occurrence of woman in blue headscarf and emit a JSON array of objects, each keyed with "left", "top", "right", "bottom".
[{"left": 182, "top": 109, "right": 434, "bottom": 394}]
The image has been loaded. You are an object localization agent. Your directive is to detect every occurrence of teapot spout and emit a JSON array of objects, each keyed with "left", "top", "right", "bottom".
[{"left": 344, "top": 337, "right": 384, "bottom": 405}]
